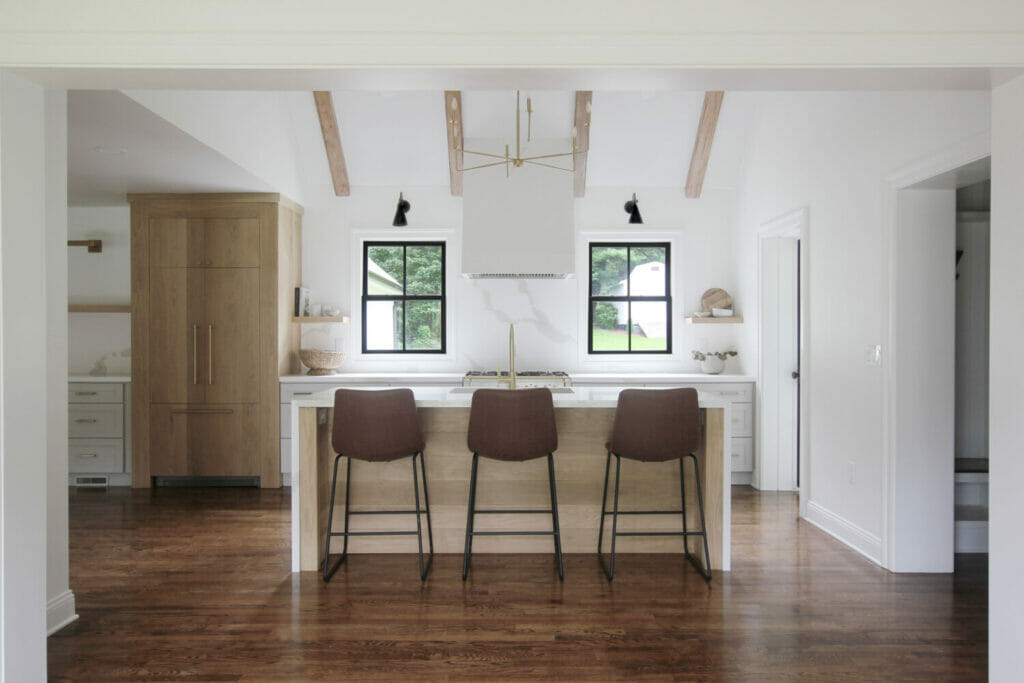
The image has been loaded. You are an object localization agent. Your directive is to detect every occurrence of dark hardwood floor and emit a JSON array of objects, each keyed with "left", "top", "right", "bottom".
[{"left": 48, "top": 486, "right": 987, "bottom": 681}]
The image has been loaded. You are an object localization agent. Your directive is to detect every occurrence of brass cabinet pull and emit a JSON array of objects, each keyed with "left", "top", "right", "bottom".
[
  {"left": 74, "top": 391, "right": 98, "bottom": 396},
  {"left": 78, "top": 453, "right": 98, "bottom": 458},
  {"left": 193, "top": 325, "right": 198, "bottom": 385},
  {"left": 74, "top": 418, "right": 98, "bottom": 423},
  {"left": 208, "top": 324, "right": 213, "bottom": 385},
  {"left": 170, "top": 408, "right": 234, "bottom": 415}
]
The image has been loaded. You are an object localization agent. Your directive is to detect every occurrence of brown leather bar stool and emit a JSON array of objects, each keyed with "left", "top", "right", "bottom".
[
  {"left": 323, "top": 388, "right": 433, "bottom": 582},
  {"left": 597, "top": 388, "right": 711, "bottom": 581},
  {"left": 463, "top": 388, "right": 564, "bottom": 581}
]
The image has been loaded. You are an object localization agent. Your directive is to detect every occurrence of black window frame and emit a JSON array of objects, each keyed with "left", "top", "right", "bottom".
[
  {"left": 361, "top": 240, "right": 447, "bottom": 354},
  {"left": 588, "top": 241, "right": 672, "bottom": 355}
]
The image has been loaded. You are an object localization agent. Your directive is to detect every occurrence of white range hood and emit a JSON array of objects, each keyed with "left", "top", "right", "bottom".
[{"left": 461, "top": 141, "right": 575, "bottom": 279}]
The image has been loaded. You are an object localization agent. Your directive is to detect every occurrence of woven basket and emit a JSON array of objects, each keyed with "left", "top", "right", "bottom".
[{"left": 298, "top": 349, "right": 346, "bottom": 376}]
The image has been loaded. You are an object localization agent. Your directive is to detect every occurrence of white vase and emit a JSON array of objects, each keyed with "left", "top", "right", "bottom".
[{"left": 701, "top": 357, "right": 724, "bottom": 374}]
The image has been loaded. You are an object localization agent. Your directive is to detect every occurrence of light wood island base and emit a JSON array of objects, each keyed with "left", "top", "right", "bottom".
[{"left": 293, "top": 393, "right": 730, "bottom": 574}]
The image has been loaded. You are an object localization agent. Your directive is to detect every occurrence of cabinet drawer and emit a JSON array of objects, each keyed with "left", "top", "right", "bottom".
[
  {"left": 731, "top": 437, "right": 753, "bottom": 472},
  {"left": 731, "top": 403, "right": 753, "bottom": 438},
  {"left": 280, "top": 438, "right": 291, "bottom": 474},
  {"left": 700, "top": 383, "right": 754, "bottom": 402},
  {"left": 280, "top": 403, "right": 291, "bottom": 439},
  {"left": 69, "top": 383, "right": 124, "bottom": 404},
  {"left": 69, "top": 404, "right": 124, "bottom": 438},
  {"left": 280, "top": 384, "right": 330, "bottom": 403},
  {"left": 69, "top": 439, "right": 124, "bottom": 473}
]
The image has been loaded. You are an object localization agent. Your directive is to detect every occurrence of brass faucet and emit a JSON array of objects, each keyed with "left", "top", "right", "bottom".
[{"left": 498, "top": 323, "right": 517, "bottom": 390}]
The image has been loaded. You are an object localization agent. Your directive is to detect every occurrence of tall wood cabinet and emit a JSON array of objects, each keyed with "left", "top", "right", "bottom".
[{"left": 130, "top": 194, "right": 302, "bottom": 488}]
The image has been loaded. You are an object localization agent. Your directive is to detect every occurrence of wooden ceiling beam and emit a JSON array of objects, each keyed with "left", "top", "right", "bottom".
[
  {"left": 573, "top": 91, "right": 592, "bottom": 198},
  {"left": 685, "top": 91, "right": 724, "bottom": 199},
  {"left": 313, "top": 91, "right": 350, "bottom": 197},
  {"left": 444, "top": 90, "right": 463, "bottom": 197}
]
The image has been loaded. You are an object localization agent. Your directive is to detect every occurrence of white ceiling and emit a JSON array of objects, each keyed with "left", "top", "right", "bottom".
[
  {"left": 67, "top": 67, "right": 1001, "bottom": 205},
  {"left": 68, "top": 90, "right": 273, "bottom": 205}
]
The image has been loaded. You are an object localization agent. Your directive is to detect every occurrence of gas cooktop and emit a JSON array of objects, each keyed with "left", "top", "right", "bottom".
[{"left": 465, "top": 370, "right": 569, "bottom": 377}]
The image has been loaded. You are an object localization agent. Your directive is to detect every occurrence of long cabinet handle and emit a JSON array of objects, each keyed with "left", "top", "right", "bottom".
[
  {"left": 74, "top": 391, "right": 98, "bottom": 396},
  {"left": 170, "top": 408, "right": 234, "bottom": 415},
  {"left": 77, "top": 453, "right": 98, "bottom": 459},
  {"left": 74, "top": 418, "right": 98, "bottom": 424},
  {"left": 192, "top": 325, "right": 198, "bottom": 385},
  {"left": 208, "top": 324, "right": 213, "bottom": 385}
]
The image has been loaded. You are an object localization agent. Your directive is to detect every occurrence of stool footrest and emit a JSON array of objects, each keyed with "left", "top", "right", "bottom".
[
  {"left": 329, "top": 530, "right": 419, "bottom": 537},
  {"left": 347, "top": 509, "right": 427, "bottom": 515},
  {"left": 602, "top": 510, "right": 684, "bottom": 516},
  {"left": 474, "top": 509, "right": 554, "bottom": 515},
  {"left": 611, "top": 531, "right": 706, "bottom": 537},
  {"left": 470, "top": 530, "right": 558, "bottom": 536}
]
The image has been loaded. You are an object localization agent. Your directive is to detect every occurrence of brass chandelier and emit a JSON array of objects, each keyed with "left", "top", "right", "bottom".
[{"left": 449, "top": 91, "right": 588, "bottom": 176}]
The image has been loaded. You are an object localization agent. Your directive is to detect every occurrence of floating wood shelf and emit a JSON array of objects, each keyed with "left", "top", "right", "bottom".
[
  {"left": 292, "top": 316, "right": 350, "bottom": 324},
  {"left": 685, "top": 316, "right": 743, "bottom": 324},
  {"left": 68, "top": 304, "right": 131, "bottom": 313},
  {"left": 67, "top": 239, "right": 103, "bottom": 253}
]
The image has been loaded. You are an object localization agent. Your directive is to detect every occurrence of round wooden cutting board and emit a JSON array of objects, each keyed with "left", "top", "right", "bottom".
[{"left": 700, "top": 288, "right": 732, "bottom": 312}]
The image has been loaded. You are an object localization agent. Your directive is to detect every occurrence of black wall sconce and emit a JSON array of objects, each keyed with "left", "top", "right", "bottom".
[
  {"left": 624, "top": 193, "right": 643, "bottom": 224},
  {"left": 392, "top": 192, "right": 411, "bottom": 227}
]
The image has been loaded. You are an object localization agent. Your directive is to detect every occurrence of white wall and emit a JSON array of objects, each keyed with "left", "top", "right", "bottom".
[
  {"left": 731, "top": 91, "right": 990, "bottom": 562},
  {"left": 67, "top": 205, "right": 131, "bottom": 375},
  {"left": 297, "top": 184, "right": 744, "bottom": 375},
  {"left": 890, "top": 189, "right": 956, "bottom": 573},
  {"left": 989, "top": 73, "right": 1024, "bottom": 683},
  {"left": 0, "top": 68, "right": 50, "bottom": 682}
]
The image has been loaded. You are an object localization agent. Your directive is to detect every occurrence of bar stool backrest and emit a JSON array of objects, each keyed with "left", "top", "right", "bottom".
[
  {"left": 609, "top": 388, "right": 701, "bottom": 461},
  {"left": 332, "top": 388, "right": 425, "bottom": 461},
  {"left": 467, "top": 388, "right": 558, "bottom": 461}
]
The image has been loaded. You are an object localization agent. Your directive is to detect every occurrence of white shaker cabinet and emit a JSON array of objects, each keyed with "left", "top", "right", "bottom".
[{"left": 69, "top": 380, "right": 132, "bottom": 486}]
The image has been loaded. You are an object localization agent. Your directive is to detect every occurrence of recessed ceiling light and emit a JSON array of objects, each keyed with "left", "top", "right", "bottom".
[{"left": 91, "top": 145, "right": 127, "bottom": 155}]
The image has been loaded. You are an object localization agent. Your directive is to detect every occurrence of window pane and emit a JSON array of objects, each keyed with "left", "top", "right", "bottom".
[
  {"left": 365, "top": 300, "right": 404, "bottom": 351},
  {"left": 406, "top": 246, "right": 443, "bottom": 296},
  {"left": 366, "top": 246, "right": 404, "bottom": 294},
  {"left": 405, "top": 300, "right": 442, "bottom": 350},
  {"left": 590, "top": 246, "right": 628, "bottom": 296},
  {"left": 628, "top": 246, "right": 667, "bottom": 296},
  {"left": 630, "top": 301, "right": 668, "bottom": 351},
  {"left": 591, "top": 301, "right": 628, "bottom": 351}
]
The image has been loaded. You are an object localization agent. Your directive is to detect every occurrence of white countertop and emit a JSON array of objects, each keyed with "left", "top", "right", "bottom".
[
  {"left": 280, "top": 372, "right": 753, "bottom": 384},
  {"left": 69, "top": 375, "right": 131, "bottom": 383},
  {"left": 292, "top": 385, "right": 727, "bottom": 410}
]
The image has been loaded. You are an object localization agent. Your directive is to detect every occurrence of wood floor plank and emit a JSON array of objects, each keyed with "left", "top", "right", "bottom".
[{"left": 48, "top": 486, "right": 987, "bottom": 681}]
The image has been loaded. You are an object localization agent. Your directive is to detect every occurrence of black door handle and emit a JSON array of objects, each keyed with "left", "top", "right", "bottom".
[{"left": 791, "top": 371, "right": 800, "bottom": 379}]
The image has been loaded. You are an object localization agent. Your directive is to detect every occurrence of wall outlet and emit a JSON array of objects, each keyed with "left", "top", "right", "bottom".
[
  {"left": 847, "top": 460, "right": 856, "bottom": 484},
  {"left": 865, "top": 344, "right": 882, "bottom": 366}
]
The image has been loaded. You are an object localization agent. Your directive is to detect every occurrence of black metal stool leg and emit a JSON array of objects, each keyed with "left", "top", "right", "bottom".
[
  {"left": 597, "top": 450, "right": 612, "bottom": 565},
  {"left": 547, "top": 453, "right": 564, "bottom": 581},
  {"left": 323, "top": 453, "right": 346, "bottom": 582},
  {"left": 462, "top": 453, "right": 479, "bottom": 580},
  {"left": 687, "top": 453, "right": 712, "bottom": 581},
  {"left": 679, "top": 457, "right": 690, "bottom": 558},
  {"left": 412, "top": 452, "right": 428, "bottom": 580},
  {"left": 605, "top": 455, "right": 622, "bottom": 581},
  {"left": 342, "top": 457, "right": 352, "bottom": 557},
  {"left": 419, "top": 451, "right": 434, "bottom": 558}
]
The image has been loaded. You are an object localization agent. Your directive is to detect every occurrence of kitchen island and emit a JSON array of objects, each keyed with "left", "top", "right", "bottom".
[{"left": 290, "top": 386, "right": 731, "bottom": 573}]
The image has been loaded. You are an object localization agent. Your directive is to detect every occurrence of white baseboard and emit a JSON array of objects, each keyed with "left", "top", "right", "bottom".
[
  {"left": 804, "top": 500, "right": 883, "bottom": 566},
  {"left": 47, "top": 590, "right": 78, "bottom": 636},
  {"left": 955, "top": 520, "right": 988, "bottom": 553},
  {"left": 731, "top": 472, "right": 753, "bottom": 485},
  {"left": 282, "top": 472, "right": 292, "bottom": 487}
]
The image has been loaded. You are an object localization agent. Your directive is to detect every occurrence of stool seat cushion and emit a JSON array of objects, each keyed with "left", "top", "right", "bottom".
[
  {"left": 332, "top": 388, "right": 425, "bottom": 461},
  {"left": 467, "top": 388, "right": 558, "bottom": 461},
  {"left": 608, "top": 388, "right": 701, "bottom": 461}
]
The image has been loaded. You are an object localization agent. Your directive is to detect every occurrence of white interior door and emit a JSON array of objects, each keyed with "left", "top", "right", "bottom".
[{"left": 758, "top": 236, "right": 800, "bottom": 491}]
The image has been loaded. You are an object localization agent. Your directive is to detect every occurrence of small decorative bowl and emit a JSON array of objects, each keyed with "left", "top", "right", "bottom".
[{"left": 298, "top": 349, "right": 346, "bottom": 376}]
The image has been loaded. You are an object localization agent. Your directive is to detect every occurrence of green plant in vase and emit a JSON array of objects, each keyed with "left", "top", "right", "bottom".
[{"left": 692, "top": 349, "right": 737, "bottom": 375}]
